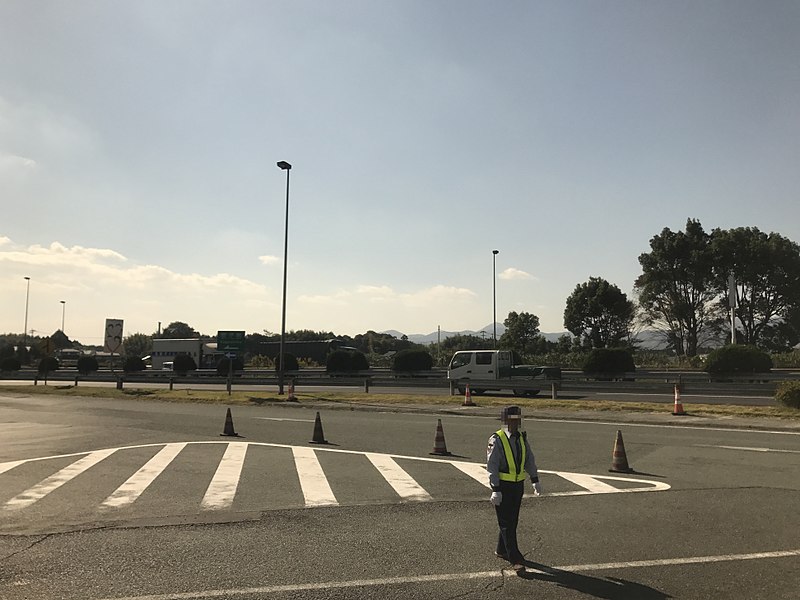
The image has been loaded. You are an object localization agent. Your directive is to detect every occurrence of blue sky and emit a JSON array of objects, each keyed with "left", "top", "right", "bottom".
[{"left": 2, "top": 1, "right": 799, "bottom": 346}]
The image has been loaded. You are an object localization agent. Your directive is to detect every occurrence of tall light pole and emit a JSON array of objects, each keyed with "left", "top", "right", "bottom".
[
  {"left": 276, "top": 160, "right": 292, "bottom": 395},
  {"left": 492, "top": 250, "right": 499, "bottom": 348},
  {"left": 23, "top": 277, "right": 31, "bottom": 347},
  {"left": 60, "top": 300, "right": 66, "bottom": 334}
]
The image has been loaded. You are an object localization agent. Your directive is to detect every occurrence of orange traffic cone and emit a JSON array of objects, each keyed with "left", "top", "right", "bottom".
[
  {"left": 609, "top": 430, "right": 633, "bottom": 473},
  {"left": 672, "top": 384, "right": 687, "bottom": 415},
  {"left": 288, "top": 380, "right": 297, "bottom": 402},
  {"left": 462, "top": 383, "right": 475, "bottom": 406},
  {"left": 309, "top": 411, "right": 329, "bottom": 444},
  {"left": 430, "top": 419, "right": 452, "bottom": 456},
  {"left": 220, "top": 408, "right": 240, "bottom": 437}
]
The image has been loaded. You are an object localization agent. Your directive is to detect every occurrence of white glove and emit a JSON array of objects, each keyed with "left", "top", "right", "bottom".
[
  {"left": 490, "top": 491, "right": 503, "bottom": 506},
  {"left": 532, "top": 481, "right": 543, "bottom": 496}
]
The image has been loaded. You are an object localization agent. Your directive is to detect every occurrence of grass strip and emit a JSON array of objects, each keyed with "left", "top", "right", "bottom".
[{"left": 1, "top": 384, "right": 798, "bottom": 420}]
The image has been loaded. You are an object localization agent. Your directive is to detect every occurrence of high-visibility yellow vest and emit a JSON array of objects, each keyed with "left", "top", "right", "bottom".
[{"left": 496, "top": 429, "right": 527, "bottom": 482}]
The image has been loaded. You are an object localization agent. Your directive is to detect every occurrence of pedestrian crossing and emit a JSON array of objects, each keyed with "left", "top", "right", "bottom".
[{"left": 0, "top": 441, "right": 670, "bottom": 525}]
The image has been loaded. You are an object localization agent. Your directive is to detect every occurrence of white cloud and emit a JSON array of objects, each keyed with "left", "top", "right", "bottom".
[
  {"left": 258, "top": 255, "right": 280, "bottom": 265},
  {"left": 499, "top": 267, "right": 533, "bottom": 281},
  {"left": 0, "top": 154, "right": 37, "bottom": 171},
  {"left": 0, "top": 236, "right": 274, "bottom": 342}
]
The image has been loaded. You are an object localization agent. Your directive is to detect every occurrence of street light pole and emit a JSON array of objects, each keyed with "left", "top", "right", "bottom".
[
  {"left": 492, "top": 250, "right": 499, "bottom": 348},
  {"left": 276, "top": 160, "right": 292, "bottom": 395},
  {"left": 60, "top": 300, "right": 66, "bottom": 333},
  {"left": 23, "top": 277, "right": 31, "bottom": 347}
]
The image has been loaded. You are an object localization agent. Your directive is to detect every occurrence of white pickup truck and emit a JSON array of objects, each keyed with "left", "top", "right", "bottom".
[{"left": 447, "top": 349, "right": 561, "bottom": 397}]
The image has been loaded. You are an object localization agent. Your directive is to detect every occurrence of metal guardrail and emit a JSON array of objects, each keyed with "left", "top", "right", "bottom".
[{"left": 3, "top": 368, "right": 795, "bottom": 398}]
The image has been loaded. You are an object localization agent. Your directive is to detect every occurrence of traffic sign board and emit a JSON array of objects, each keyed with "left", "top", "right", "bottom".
[
  {"left": 217, "top": 330, "right": 245, "bottom": 352},
  {"left": 40, "top": 337, "right": 54, "bottom": 355}
]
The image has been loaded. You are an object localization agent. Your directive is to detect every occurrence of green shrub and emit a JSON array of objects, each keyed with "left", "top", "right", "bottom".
[
  {"left": 582, "top": 348, "right": 635, "bottom": 376},
  {"left": 122, "top": 356, "right": 145, "bottom": 373},
  {"left": 0, "top": 356, "right": 21, "bottom": 372},
  {"left": 392, "top": 349, "right": 433, "bottom": 372},
  {"left": 326, "top": 350, "right": 369, "bottom": 373},
  {"left": 274, "top": 353, "right": 299, "bottom": 372},
  {"left": 704, "top": 345, "right": 772, "bottom": 374},
  {"left": 216, "top": 357, "right": 244, "bottom": 375},
  {"left": 775, "top": 381, "right": 800, "bottom": 409},
  {"left": 77, "top": 355, "right": 99, "bottom": 375},
  {"left": 172, "top": 354, "right": 197, "bottom": 375},
  {"left": 771, "top": 352, "right": 800, "bottom": 369},
  {"left": 37, "top": 356, "right": 60, "bottom": 375}
]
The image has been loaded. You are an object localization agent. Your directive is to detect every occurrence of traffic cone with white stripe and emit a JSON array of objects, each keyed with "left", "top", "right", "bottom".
[
  {"left": 430, "top": 419, "right": 452, "bottom": 456},
  {"left": 310, "top": 411, "right": 329, "bottom": 444},
  {"left": 220, "top": 408, "right": 240, "bottom": 437},
  {"left": 672, "top": 383, "right": 687, "bottom": 415},
  {"left": 462, "top": 383, "right": 475, "bottom": 406},
  {"left": 609, "top": 430, "right": 633, "bottom": 473}
]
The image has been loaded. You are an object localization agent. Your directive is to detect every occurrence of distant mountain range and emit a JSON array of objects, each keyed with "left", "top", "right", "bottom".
[
  {"left": 381, "top": 324, "right": 667, "bottom": 349},
  {"left": 381, "top": 324, "right": 565, "bottom": 345}
]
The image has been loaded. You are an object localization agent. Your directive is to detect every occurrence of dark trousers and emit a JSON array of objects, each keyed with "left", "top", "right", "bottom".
[{"left": 495, "top": 480, "right": 525, "bottom": 561}]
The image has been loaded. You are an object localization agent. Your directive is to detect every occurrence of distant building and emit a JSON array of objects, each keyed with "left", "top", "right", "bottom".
[{"left": 151, "top": 338, "right": 223, "bottom": 370}]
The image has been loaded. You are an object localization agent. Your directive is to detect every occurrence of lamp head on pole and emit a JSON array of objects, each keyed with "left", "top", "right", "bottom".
[
  {"left": 277, "top": 161, "right": 292, "bottom": 170},
  {"left": 492, "top": 249, "right": 499, "bottom": 256}
]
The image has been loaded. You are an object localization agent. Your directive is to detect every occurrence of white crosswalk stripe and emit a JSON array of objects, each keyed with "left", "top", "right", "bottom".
[
  {"left": 5, "top": 448, "right": 118, "bottom": 510},
  {"left": 0, "top": 441, "right": 670, "bottom": 518},
  {"left": 366, "top": 453, "right": 431, "bottom": 502},
  {"left": 201, "top": 442, "right": 248, "bottom": 510},
  {"left": 292, "top": 446, "right": 338, "bottom": 507},
  {"left": 101, "top": 443, "right": 186, "bottom": 509}
]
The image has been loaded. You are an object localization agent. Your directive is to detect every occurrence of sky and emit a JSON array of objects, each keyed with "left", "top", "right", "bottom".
[{"left": 2, "top": 1, "right": 799, "bottom": 347}]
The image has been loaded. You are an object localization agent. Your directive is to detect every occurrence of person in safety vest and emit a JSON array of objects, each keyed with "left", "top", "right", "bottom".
[{"left": 486, "top": 405, "right": 542, "bottom": 571}]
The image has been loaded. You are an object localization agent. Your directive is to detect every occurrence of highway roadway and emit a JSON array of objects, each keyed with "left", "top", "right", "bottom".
[
  {"left": 1, "top": 391, "right": 798, "bottom": 598},
  {"left": 0, "top": 376, "right": 783, "bottom": 406}
]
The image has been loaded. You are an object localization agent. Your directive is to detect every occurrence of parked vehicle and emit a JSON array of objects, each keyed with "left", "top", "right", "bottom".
[{"left": 447, "top": 350, "right": 560, "bottom": 396}]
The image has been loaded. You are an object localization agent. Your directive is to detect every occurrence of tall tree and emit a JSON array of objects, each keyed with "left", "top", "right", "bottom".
[
  {"left": 499, "top": 311, "right": 540, "bottom": 355},
  {"left": 635, "top": 219, "right": 724, "bottom": 356},
  {"left": 710, "top": 227, "right": 800, "bottom": 350},
  {"left": 157, "top": 321, "right": 199, "bottom": 339},
  {"left": 122, "top": 333, "right": 153, "bottom": 358},
  {"left": 564, "top": 277, "right": 635, "bottom": 348}
]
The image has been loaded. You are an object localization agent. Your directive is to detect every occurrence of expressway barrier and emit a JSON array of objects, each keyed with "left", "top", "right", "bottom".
[{"left": 3, "top": 367, "right": 798, "bottom": 397}]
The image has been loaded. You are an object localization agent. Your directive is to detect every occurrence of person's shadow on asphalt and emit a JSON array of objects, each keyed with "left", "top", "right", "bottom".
[{"left": 516, "top": 561, "right": 671, "bottom": 599}]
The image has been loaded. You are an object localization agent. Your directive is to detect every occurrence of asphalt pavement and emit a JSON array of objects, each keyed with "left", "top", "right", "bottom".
[{"left": 0, "top": 391, "right": 798, "bottom": 599}]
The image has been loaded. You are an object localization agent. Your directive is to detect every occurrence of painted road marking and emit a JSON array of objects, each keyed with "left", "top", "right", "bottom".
[
  {"left": 201, "top": 442, "right": 248, "bottom": 510},
  {"left": 102, "top": 443, "right": 186, "bottom": 509},
  {"left": 694, "top": 444, "right": 800, "bottom": 454},
  {"left": 556, "top": 472, "right": 619, "bottom": 493},
  {"left": 528, "top": 417, "right": 800, "bottom": 436},
  {"left": 253, "top": 417, "right": 315, "bottom": 422},
  {"left": 4, "top": 448, "right": 117, "bottom": 510},
  {"left": 292, "top": 446, "right": 338, "bottom": 507},
  {"left": 366, "top": 453, "right": 431, "bottom": 501},
  {"left": 0, "top": 441, "right": 669, "bottom": 514},
  {"left": 95, "top": 548, "right": 800, "bottom": 600}
]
